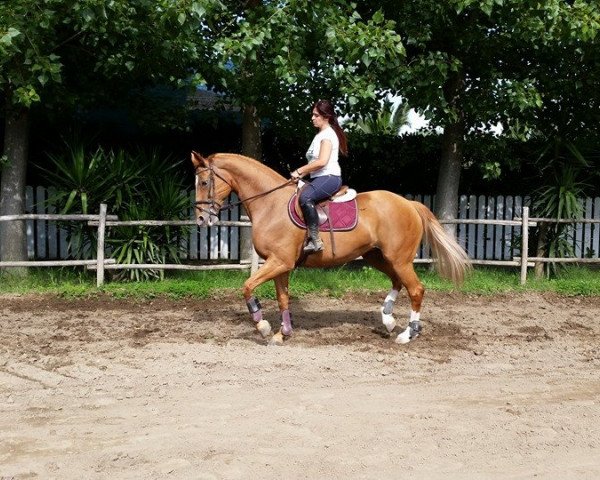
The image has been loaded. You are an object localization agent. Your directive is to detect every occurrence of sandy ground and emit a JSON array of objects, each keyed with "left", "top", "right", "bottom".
[{"left": 1, "top": 290, "right": 599, "bottom": 479}]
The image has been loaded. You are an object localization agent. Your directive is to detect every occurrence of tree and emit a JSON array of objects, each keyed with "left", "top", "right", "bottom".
[
  {"left": 0, "top": 1, "right": 65, "bottom": 269},
  {"left": 371, "top": 0, "right": 600, "bottom": 229},
  {"left": 202, "top": 0, "right": 406, "bottom": 156},
  {"left": 0, "top": 0, "right": 209, "bottom": 267}
]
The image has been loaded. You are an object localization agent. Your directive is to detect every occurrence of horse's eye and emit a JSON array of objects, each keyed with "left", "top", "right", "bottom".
[{"left": 200, "top": 180, "right": 209, "bottom": 187}]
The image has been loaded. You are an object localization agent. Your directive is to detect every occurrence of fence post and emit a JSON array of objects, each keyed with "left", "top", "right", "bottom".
[
  {"left": 520, "top": 206, "right": 529, "bottom": 285},
  {"left": 96, "top": 203, "right": 107, "bottom": 288},
  {"left": 239, "top": 212, "right": 253, "bottom": 264}
]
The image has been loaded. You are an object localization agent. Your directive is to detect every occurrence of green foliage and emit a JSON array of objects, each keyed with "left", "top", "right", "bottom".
[
  {"left": 36, "top": 143, "right": 143, "bottom": 260},
  {"left": 532, "top": 139, "right": 592, "bottom": 275},
  {"left": 384, "top": 1, "right": 597, "bottom": 130},
  {"left": 108, "top": 175, "right": 192, "bottom": 282},
  {"left": 40, "top": 143, "right": 143, "bottom": 215},
  {"left": 37, "top": 143, "right": 191, "bottom": 279},
  {"left": 205, "top": 0, "right": 405, "bottom": 137},
  {"left": 0, "top": 0, "right": 209, "bottom": 110},
  {"left": 346, "top": 101, "right": 410, "bottom": 136},
  {"left": 0, "top": 0, "right": 64, "bottom": 107}
]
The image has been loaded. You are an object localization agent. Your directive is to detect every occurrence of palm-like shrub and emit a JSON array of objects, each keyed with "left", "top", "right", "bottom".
[
  {"left": 39, "top": 144, "right": 143, "bottom": 259},
  {"left": 346, "top": 100, "right": 410, "bottom": 136},
  {"left": 109, "top": 176, "right": 191, "bottom": 281},
  {"left": 39, "top": 143, "right": 191, "bottom": 280},
  {"left": 42, "top": 143, "right": 143, "bottom": 215},
  {"left": 532, "top": 140, "right": 590, "bottom": 276}
]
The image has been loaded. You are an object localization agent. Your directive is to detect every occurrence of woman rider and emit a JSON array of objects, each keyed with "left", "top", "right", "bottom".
[{"left": 291, "top": 99, "right": 348, "bottom": 253}]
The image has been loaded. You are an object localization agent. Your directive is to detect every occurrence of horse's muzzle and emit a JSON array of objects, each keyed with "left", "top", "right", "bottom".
[{"left": 196, "top": 211, "right": 218, "bottom": 227}]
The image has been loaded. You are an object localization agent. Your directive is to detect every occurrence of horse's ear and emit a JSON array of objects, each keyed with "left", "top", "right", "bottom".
[{"left": 191, "top": 151, "right": 208, "bottom": 169}]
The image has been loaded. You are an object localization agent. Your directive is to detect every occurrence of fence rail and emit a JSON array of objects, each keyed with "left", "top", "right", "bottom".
[
  {"left": 0, "top": 205, "right": 116, "bottom": 287},
  {"left": 1, "top": 186, "right": 600, "bottom": 286},
  {"left": 6, "top": 187, "right": 600, "bottom": 263},
  {"left": 0, "top": 205, "right": 260, "bottom": 286}
]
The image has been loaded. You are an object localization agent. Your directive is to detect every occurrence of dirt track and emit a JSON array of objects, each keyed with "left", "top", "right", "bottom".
[{"left": 1, "top": 291, "right": 600, "bottom": 479}]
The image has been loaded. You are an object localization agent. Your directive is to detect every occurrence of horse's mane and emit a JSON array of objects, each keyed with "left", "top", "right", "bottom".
[{"left": 210, "top": 153, "right": 287, "bottom": 183}]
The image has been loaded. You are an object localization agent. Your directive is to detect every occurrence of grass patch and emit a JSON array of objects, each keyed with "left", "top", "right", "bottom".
[{"left": 0, "top": 265, "right": 599, "bottom": 298}]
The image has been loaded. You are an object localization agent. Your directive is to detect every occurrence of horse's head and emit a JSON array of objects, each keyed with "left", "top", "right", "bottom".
[{"left": 191, "top": 151, "right": 233, "bottom": 227}]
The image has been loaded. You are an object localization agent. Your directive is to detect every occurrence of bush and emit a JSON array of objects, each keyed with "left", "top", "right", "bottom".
[{"left": 38, "top": 142, "right": 190, "bottom": 280}]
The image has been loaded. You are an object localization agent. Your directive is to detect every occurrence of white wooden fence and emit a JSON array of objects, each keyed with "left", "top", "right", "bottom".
[
  {"left": 18, "top": 187, "right": 244, "bottom": 262},
  {"left": 6, "top": 187, "right": 600, "bottom": 262},
  {"left": 407, "top": 194, "right": 600, "bottom": 261},
  {"left": 1, "top": 187, "right": 599, "bottom": 287}
]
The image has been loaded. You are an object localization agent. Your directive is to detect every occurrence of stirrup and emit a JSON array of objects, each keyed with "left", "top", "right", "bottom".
[{"left": 303, "top": 238, "right": 323, "bottom": 253}]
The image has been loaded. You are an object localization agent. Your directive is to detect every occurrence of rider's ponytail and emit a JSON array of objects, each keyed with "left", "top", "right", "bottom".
[{"left": 313, "top": 100, "right": 348, "bottom": 156}]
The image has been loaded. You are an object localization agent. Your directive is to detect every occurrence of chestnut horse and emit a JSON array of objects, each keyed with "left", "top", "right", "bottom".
[{"left": 192, "top": 152, "right": 470, "bottom": 345}]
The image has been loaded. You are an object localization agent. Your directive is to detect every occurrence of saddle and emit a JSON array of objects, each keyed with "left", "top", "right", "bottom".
[{"left": 288, "top": 186, "right": 359, "bottom": 232}]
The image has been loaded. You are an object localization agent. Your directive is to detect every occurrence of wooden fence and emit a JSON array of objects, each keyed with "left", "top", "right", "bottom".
[
  {"left": 407, "top": 194, "right": 600, "bottom": 261},
  {"left": 13, "top": 187, "right": 600, "bottom": 263},
  {"left": 14, "top": 187, "right": 243, "bottom": 262},
  {"left": 2, "top": 205, "right": 599, "bottom": 286},
  {"left": 1, "top": 187, "right": 600, "bottom": 286}
]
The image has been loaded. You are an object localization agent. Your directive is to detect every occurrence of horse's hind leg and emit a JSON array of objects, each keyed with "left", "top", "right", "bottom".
[
  {"left": 269, "top": 272, "right": 293, "bottom": 346},
  {"left": 394, "top": 263, "right": 425, "bottom": 344},
  {"left": 363, "top": 250, "right": 425, "bottom": 344},
  {"left": 362, "top": 250, "right": 403, "bottom": 333}
]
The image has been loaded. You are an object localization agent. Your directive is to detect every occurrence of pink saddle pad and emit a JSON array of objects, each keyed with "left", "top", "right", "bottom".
[{"left": 288, "top": 194, "right": 358, "bottom": 232}]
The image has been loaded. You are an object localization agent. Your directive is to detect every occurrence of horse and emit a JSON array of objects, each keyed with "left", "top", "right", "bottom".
[{"left": 191, "top": 151, "right": 471, "bottom": 345}]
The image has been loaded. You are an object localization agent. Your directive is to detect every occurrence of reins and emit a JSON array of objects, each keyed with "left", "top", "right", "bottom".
[{"left": 194, "top": 164, "right": 295, "bottom": 214}]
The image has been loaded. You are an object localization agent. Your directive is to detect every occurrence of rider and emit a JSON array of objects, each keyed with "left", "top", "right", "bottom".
[{"left": 291, "top": 99, "right": 348, "bottom": 253}]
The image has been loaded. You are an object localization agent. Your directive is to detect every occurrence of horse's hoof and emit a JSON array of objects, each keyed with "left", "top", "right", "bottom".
[
  {"left": 396, "top": 323, "right": 420, "bottom": 344},
  {"left": 395, "top": 330, "right": 412, "bottom": 344},
  {"left": 281, "top": 324, "right": 293, "bottom": 336},
  {"left": 381, "top": 310, "right": 396, "bottom": 333},
  {"left": 269, "top": 331, "right": 285, "bottom": 346},
  {"left": 256, "top": 320, "right": 272, "bottom": 338}
]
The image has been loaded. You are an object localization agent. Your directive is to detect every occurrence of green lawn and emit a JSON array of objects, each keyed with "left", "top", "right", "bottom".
[{"left": 1, "top": 265, "right": 599, "bottom": 298}]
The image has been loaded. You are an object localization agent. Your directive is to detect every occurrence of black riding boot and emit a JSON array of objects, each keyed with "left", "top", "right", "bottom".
[{"left": 301, "top": 200, "right": 323, "bottom": 253}]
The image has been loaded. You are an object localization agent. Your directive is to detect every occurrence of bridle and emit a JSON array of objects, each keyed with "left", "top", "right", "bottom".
[
  {"left": 194, "top": 165, "right": 222, "bottom": 220},
  {"left": 194, "top": 163, "right": 294, "bottom": 219}
]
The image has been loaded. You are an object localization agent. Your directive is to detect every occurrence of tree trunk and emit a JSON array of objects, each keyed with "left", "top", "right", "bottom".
[
  {"left": 241, "top": 104, "right": 262, "bottom": 161},
  {"left": 0, "top": 106, "right": 30, "bottom": 275},
  {"left": 239, "top": 1, "right": 263, "bottom": 263},
  {"left": 435, "top": 71, "right": 465, "bottom": 236},
  {"left": 239, "top": 104, "right": 262, "bottom": 263},
  {"left": 436, "top": 121, "right": 464, "bottom": 236},
  {"left": 435, "top": 72, "right": 465, "bottom": 235}
]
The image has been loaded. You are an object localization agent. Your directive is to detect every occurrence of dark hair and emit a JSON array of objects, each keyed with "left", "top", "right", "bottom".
[{"left": 313, "top": 99, "right": 348, "bottom": 156}]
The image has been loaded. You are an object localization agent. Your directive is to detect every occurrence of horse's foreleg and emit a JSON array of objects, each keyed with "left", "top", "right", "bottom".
[
  {"left": 395, "top": 265, "right": 425, "bottom": 344},
  {"left": 242, "top": 259, "right": 292, "bottom": 339},
  {"left": 245, "top": 295, "right": 271, "bottom": 337}
]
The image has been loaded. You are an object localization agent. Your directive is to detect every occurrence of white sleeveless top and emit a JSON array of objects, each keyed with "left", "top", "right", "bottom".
[{"left": 305, "top": 126, "right": 341, "bottom": 177}]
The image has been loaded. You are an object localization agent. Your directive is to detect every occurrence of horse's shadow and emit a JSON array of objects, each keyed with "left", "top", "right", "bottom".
[
  {"left": 225, "top": 295, "right": 469, "bottom": 354},
  {"left": 230, "top": 296, "right": 396, "bottom": 346}
]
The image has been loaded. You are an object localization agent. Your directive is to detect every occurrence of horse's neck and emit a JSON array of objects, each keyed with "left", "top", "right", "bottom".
[{"left": 216, "top": 155, "right": 290, "bottom": 218}]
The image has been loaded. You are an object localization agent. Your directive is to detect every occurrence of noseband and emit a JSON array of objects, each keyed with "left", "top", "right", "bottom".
[{"left": 194, "top": 164, "right": 230, "bottom": 222}]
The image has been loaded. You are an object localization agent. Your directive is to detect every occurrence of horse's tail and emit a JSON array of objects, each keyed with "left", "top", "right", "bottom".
[{"left": 411, "top": 201, "right": 471, "bottom": 285}]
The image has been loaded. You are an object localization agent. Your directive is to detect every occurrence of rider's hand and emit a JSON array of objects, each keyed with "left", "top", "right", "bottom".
[{"left": 291, "top": 169, "right": 303, "bottom": 181}]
